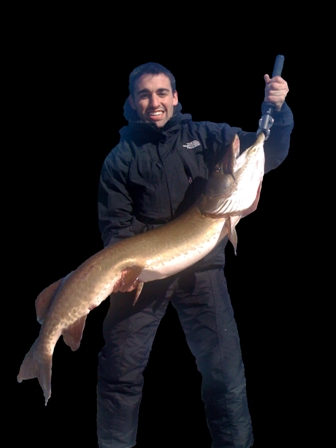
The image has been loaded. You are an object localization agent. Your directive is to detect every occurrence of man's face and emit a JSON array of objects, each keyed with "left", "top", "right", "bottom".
[{"left": 129, "top": 73, "right": 178, "bottom": 128}]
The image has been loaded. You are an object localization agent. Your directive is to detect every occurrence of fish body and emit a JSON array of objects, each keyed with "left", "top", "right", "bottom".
[{"left": 17, "top": 132, "right": 265, "bottom": 404}]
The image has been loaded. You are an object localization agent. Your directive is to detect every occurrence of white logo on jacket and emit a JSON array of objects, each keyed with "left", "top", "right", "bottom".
[{"left": 182, "top": 140, "right": 201, "bottom": 149}]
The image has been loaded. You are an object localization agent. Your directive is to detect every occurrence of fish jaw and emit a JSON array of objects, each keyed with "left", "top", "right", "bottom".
[
  {"left": 200, "top": 132, "right": 265, "bottom": 216},
  {"left": 204, "top": 134, "right": 240, "bottom": 199},
  {"left": 231, "top": 132, "right": 265, "bottom": 194}
]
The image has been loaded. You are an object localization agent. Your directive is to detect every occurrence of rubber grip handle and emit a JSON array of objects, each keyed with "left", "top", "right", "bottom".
[
  {"left": 272, "top": 55, "right": 285, "bottom": 77},
  {"left": 258, "top": 54, "right": 286, "bottom": 138}
]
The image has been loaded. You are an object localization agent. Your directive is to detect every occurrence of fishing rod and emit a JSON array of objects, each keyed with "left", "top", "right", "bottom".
[{"left": 257, "top": 54, "right": 285, "bottom": 139}]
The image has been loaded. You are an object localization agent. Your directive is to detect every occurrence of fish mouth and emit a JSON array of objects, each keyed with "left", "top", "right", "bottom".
[{"left": 200, "top": 133, "right": 265, "bottom": 215}]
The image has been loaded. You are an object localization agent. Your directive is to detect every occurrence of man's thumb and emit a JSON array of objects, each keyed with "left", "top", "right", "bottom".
[{"left": 264, "top": 74, "right": 271, "bottom": 84}]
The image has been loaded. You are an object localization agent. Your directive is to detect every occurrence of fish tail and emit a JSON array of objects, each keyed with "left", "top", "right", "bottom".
[{"left": 17, "top": 339, "right": 52, "bottom": 406}]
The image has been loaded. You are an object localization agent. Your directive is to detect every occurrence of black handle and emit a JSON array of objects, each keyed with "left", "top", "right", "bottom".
[
  {"left": 257, "top": 54, "right": 286, "bottom": 138},
  {"left": 265, "top": 54, "right": 285, "bottom": 112},
  {"left": 272, "top": 54, "right": 285, "bottom": 77}
]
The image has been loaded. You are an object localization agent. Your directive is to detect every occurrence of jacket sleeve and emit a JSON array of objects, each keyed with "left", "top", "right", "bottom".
[
  {"left": 238, "top": 101, "right": 294, "bottom": 174},
  {"left": 97, "top": 145, "right": 136, "bottom": 247}
]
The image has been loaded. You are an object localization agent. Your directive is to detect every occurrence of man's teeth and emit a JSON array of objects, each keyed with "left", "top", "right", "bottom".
[{"left": 149, "top": 112, "right": 163, "bottom": 116}]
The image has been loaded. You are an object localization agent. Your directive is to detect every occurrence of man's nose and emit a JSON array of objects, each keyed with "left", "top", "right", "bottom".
[{"left": 149, "top": 94, "right": 160, "bottom": 108}]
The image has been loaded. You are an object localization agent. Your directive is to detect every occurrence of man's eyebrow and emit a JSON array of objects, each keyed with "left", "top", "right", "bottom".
[{"left": 136, "top": 88, "right": 170, "bottom": 95}]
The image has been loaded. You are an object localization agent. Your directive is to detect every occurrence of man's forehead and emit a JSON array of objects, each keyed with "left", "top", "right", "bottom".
[{"left": 134, "top": 73, "right": 173, "bottom": 94}]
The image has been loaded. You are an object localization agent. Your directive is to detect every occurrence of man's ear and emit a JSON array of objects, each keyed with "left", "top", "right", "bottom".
[
  {"left": 128, "top": 95, "right": 136, "bottom": 110},
  {"left": 173, "top": 90, "right": 178, "bottom": 106}
]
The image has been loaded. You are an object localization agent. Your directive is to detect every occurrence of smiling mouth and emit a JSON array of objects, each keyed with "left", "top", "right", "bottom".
[{"left": 148, "top": 110, "right": 164, "bottom": 118}]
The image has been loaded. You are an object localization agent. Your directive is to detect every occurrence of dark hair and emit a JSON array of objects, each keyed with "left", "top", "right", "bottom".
[{"left": 128, "top": 62, "right": 176, "bottom": 97}]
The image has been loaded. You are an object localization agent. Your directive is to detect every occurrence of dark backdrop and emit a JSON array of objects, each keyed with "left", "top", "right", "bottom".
[{"left": 7, "top": 17, "right": 308, "bottom": 448}]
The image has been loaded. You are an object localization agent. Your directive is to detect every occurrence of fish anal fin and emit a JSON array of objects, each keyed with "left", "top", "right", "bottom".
[{"left": 62, "top": 315, "right": 87, "bottom": 351}]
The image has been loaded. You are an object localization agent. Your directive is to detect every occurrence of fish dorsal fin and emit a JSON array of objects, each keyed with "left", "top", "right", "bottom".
[
  {"left": 35, "top": 273, "right": 73, "bottom": 324},
  {"left": 35, "top": 278, "right": 63, "bottom": 324}
]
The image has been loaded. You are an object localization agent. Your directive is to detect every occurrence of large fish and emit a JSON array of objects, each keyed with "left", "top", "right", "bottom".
[{"left": 17, "top": 132, "right": 265, "bottom": 405}]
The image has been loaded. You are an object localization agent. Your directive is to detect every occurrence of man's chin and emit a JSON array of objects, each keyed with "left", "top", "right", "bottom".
[{"left": 148, "top": 118, "right": 167, "bottom": 128}]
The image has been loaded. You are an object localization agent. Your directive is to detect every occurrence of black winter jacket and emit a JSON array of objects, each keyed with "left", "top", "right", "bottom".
[{"left": 98, "top": 100, "right": 294, "bottom": 270}]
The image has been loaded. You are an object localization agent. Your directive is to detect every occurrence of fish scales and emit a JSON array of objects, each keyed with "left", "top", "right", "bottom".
[{"left": 17, "top": 133, "right": 265, "bottom": 404}]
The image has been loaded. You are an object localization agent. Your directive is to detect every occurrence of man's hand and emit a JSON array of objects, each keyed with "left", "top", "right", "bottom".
[{"left": 263, "top": 74, "right": 289, "bottom": 111}]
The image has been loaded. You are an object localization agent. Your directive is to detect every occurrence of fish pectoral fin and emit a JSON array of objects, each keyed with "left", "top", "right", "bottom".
[
  {"left": 62, "top": 315, "right": 87, "bottom": 351},
  {"left": 112, "top": 266, "right": 145, "bottom": 306},
  {"left": 226, "top": 215, "right": 241, "bottom": 256},
  {"left": 133, "top": 281, "right": 145, "bottom": 306},
  {"left": 113, "top": 265, "right": 143, "bottom": 293}
]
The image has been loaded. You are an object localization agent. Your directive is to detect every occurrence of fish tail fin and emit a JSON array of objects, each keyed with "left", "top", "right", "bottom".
[{"left": 17, "top": 339, "right": 52, "bottom": 405}]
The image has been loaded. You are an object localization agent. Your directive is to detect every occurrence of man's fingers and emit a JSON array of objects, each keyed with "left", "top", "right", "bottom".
[{"left": 264, "top": 74, "right": 271, "bottom": 83}]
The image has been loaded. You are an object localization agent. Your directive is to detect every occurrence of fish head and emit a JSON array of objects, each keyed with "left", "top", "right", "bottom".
[
  {"left": 205, "top": 134, "right": 241, "bottom": 198},
  {"left": 200, "top": 132, "right": 265, "bottom": 217}
]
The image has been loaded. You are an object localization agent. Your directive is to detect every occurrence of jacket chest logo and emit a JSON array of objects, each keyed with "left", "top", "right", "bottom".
[{"left": 182, "top": 140, "right": 201, "bottom": 149}]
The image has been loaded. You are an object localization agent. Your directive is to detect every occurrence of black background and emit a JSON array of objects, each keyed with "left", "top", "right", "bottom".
[{"left": 7, "top": 10, "right": 310, "bottom": 448}]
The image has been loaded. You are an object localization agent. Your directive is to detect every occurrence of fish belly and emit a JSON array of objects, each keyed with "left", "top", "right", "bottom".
[{"left": 138, "top": 219, "right": 226, "bottom": 282}]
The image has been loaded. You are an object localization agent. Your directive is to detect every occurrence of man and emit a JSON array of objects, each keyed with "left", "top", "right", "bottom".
[{"left": 96, "top": 62, "right": 293, "bottom": 448}]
